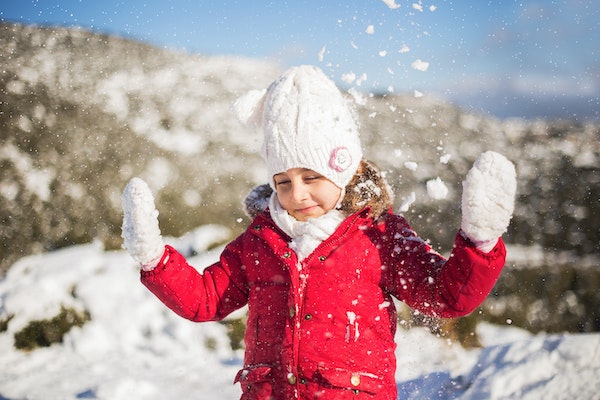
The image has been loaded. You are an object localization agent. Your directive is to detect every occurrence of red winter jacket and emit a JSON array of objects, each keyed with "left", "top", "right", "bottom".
[{"left": 141, "top": 208, "right": 506, "bottom": 399}]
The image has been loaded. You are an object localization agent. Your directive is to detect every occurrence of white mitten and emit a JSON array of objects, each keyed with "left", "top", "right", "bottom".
[
  {"left": 461, "top": 151, "right": 517, "bottom": 252},
  {"left": 121, "top": 177, "right": 164, "bottom": 270}
]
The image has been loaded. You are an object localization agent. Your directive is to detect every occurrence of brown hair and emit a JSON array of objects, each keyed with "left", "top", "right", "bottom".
[{"left": 339, "top": 159, "right": 394, "bottom": 219}]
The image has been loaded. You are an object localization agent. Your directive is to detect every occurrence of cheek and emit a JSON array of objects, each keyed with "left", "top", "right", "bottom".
[
  {"left": 326, "top": 195, "right": 340, "bottom": 210},
  {"left": 320, "top": 189, "right": 342, "bottom": 210},
  {"left": 275, "top": 190, "right": 291, "bottom": 209}
]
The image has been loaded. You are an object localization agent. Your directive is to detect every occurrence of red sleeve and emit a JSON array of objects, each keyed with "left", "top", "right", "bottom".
[
  {"left": 140, "top": 239, "right": 249, "bottom": 322},
  {"left": 381, "top": 216, "right": 506, "bottom": 318}
]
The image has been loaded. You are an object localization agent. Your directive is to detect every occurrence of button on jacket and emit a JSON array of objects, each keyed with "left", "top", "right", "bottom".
[{"left": 141, "top": 208, "right": 506, "bottom": 399}]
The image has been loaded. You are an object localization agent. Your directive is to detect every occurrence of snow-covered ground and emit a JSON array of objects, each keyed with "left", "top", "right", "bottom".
[{"left": 0, "top": 225, "right": 599, "bottom": 399}]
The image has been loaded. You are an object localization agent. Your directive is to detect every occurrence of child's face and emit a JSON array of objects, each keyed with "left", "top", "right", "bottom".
[{"left": 273, "top": 168, "right": 342, "bottom": 221}]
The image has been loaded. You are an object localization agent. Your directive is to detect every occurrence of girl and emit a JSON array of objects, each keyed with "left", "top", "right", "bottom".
[{"left": 121, "top": 65, "right": 516, "bottom": 399}]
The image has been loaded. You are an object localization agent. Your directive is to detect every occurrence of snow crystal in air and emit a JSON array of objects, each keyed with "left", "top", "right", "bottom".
[
  {"left": 399, "top": 192, "right": 416, "bottom": 212},
  {"left": 382, "top": 0, "right": 401, "bottom": 9},
  {"left": 366, "top": 25, "right": 375, "bottom": 34},
  {"left": 404, "top": 161, "right": 418, "bottom": 171},
  {"left": 341, "top": 72, "right": 356, "bottom": 84},
  {"left": 412, "top": 3, "right": 423, "bottom": 12},
  {"left": 426, "top": 177, "right": 448, "bottom": 200},
  {"left": 346, "top": 311, "right": 360, "bottom": 342},
  {"left": 411, "top": 59, "right": 430, "bottom": 72},
  {"left": 318, "top": 45, "right": 326, "bottom": 61},
  {"left": 348, "top": 87, "right": 367, "bottom": 106},
  {"left": 356, "top": 73, "right": 367, "bottom": 86}
]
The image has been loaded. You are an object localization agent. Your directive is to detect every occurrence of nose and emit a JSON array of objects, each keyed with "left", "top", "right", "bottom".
[{"left": 290, "top": 182, "right": 309, "bottom": 203}]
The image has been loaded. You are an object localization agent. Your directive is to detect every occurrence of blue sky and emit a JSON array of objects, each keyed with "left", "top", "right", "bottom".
[{"left": 1, "top": 0, "right": 598, "bottom": 120}]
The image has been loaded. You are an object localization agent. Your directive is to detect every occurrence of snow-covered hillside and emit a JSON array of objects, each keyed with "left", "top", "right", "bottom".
[
  {"left": 1, "top": 21, "right": 598, "bottom": 279},
  {"left": 0, "top": 229, "right": 598, "bottom": 400}
]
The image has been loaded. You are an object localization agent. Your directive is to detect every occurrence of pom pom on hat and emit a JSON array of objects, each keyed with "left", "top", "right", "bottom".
[
  {"left": 233, "top": 65, "right": 363, "bottom": 190},
  {"left": 232, "top": 88, "right": 266, "bottom": 127}
]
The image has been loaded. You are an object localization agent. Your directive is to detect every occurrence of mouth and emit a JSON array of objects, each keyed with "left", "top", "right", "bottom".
[
  {"left": 293, "top": 205, "right": 320, "bottom": 219},
  {"left": 296, "top": 205, "right": 317, "bottom": 213}
]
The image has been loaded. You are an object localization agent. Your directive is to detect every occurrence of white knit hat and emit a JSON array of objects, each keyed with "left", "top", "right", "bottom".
[{"left": 233, "top": 65, "right": 363, "bottom": 189}]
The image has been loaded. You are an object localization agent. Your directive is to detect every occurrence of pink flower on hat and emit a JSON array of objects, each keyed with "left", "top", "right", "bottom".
[{"left": 329, "top": 146, "right": 353, "bottom": 172}]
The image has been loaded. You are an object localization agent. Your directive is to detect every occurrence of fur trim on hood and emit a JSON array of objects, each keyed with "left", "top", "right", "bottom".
[{"left": 243, "top": 184, "right": 273, "bottom": 219}]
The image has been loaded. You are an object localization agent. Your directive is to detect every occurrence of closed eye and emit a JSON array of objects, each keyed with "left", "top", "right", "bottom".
[
  {"left": 274, "top": 179, "right": 291, "bottom": 186},
  {"left": 304, "top": 175, "right": 322, "bottom": 183}
]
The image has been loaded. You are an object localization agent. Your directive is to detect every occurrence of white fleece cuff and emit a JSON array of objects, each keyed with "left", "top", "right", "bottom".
[{"left": 474, "top": 238, "right": 498, "bottom": 253}]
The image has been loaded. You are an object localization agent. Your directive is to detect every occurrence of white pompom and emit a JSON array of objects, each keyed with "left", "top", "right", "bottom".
[{"left": 231, "top": 88, "right": 267, "bottom": 127}]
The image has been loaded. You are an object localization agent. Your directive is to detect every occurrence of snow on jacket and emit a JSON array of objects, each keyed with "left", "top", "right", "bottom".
[{"left": 141, "top": 208, "right": 506, "bottom": 399}]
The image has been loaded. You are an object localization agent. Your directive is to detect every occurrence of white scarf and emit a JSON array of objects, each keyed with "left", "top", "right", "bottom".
[{"left": 269, "top": 193, "right": 345, "bottom": 261}]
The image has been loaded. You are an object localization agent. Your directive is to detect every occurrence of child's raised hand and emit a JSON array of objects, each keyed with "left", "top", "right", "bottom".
[
  {"left": 121, "top": 177, "right": 164, "bottom": 269},
  {"left": 461, "top": 151, "right": 517, "bottom": 252}
]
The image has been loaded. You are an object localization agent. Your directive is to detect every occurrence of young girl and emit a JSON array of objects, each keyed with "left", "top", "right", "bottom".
[{"left": 121, "top": 65, "right": 516, "bottom": 399}]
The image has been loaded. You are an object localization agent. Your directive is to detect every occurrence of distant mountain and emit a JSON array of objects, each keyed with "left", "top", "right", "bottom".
[{"left": 1, "top": 21, "right": 598, "bottom": 279}]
